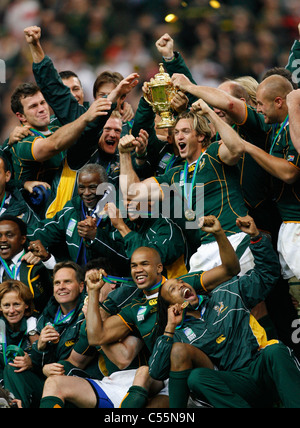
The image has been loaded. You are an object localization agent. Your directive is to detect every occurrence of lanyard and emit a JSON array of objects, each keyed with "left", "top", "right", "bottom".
[
  {"left": 183, "top": 151, "right": 205, "bottom": 210},
  {"left": 77, "top": 202, "right": 103, "bottom": 265},
  {"left": 0, "top": 252, "right": 24, "bottom": 280},
  {"left": 81, "top": 201, "right": 103, "bottom": 225},
  {"left": 165, "top": 154, "right": 177, "bottom": 173},
  {"left": 53, "top": 308, "right": 75, "bottom": 326},
  {"left": 269, "top": 115, "right": 289, "bottom": 155}
]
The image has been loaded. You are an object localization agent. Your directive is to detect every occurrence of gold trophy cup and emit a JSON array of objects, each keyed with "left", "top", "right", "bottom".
[{"left": 144, "top": 63, "right": 177, "bottom": 128}]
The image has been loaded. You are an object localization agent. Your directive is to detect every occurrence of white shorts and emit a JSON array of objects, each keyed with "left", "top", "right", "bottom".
[
  {"left": 88, "top": 370, "right": 136, "bottom": 408},
  {"left": 189, "top": 232, "right": 254, "bottom": 276},
  {"left": 277, "top": 222, "right": 300, "bottom": 280},
  {"left": 88, "top": 370, "right": 169, "bottom": 408}
]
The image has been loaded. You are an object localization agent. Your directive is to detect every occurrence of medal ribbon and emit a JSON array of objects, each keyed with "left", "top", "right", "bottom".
[
  {"left": 0, "top": 251, "right": 25, "bottom": 280},
  {"left": 0, "top": 320, "right": 26, "bottom": 366},
  {"left": 165, "top": 154, "right": 177, "bottom": 173},
  {"left": 175, "top": 295, "right": 204, "bottom": 330},
  {"left": 148, "top": 280, "right": 162, "bottom": 291},
  {"left": 103, "top": 275, "right": 135, "bottom": 286},
  {"left": 29, "top": 127, "right": 65, "bottom": 161},
  {"left": 53, "top": 308, "right": 75, "bottom": 326},
  {"left": 269, "top": 115, "right": 289, "bottom": 155},
  {"left": 183, "top": 151, "right": 206, "bottom": 210},
  {"left": 29, "top": 128, "right": 49, "bottom": 138}
]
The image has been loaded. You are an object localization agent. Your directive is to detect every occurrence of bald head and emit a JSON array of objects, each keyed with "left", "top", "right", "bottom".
[
  {"left": 219, "top": 80, "right": 250, "bottom": 103},
  {"left": 131, "top": 246, "right": 162, "bottom": 265},
  {"left": 256, "top": 75, "right": 293, "bottom": 124},
  {"left": 130, "top": 247, "right": 163, "bottom": 292},
  {"left": 257, "top": 75, "right": 293, "bottom": 102}
]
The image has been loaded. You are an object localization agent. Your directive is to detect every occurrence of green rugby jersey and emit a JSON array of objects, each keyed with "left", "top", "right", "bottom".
[
  {"left": 149, "top": 236, "right": 281, "bottom": 380},
  {"left": 66, "top": 318, "right": 149, "bottom": 380},
  {"left": 117, "top": 278, "right": 167, "bottom": 353},
  {"left": 239, "top": 105, "right": 300, "bottom": 222},
  {"left": 165, "top": 50, "right": 278, "bottom": 233},
  {"left": 154, "top": 142, "right": 248, "bottom": 251},
  {"left": 10, "top": 124, "right": 63, "bottom": 185},
  {"left": 214, "top": 119, "right": 278, "bottom": 234},
  {"left": 286, "top": 39, "right": 300, "bottom": 88}
]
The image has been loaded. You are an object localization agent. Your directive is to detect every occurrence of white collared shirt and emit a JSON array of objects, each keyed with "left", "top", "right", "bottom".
[{"left": 0, "top": 249, "right": 25, "bottom": 281}]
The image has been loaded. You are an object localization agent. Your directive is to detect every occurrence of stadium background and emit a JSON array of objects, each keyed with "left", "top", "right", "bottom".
[{"left": 0, "top": 0, "right": 300, "bottom": 142}]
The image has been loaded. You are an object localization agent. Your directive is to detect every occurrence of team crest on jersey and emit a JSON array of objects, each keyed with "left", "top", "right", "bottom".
[
  {"left": 213, "top": 302, "right": 228, "bottom": 316},
  {"left": 199, "top": 158, "right": 206, "bottom": 171}
]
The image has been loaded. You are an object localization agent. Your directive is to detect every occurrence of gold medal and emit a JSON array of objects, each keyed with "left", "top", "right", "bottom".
[
  {"left": 183, "top": 153, "right": 206, "bottom": 223},
  {"left": 185, "top": 209, "right": 196, "bottom": 221},
  {"left": 181, "top": 301, "right": 189, "bottom": 309}
]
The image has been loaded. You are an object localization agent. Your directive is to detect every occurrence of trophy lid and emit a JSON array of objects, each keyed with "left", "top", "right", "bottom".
[{"left": 149, "top": 63, "right": 172, "bottom": 87}]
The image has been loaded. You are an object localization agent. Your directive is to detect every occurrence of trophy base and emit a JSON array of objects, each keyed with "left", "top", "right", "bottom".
[{"left": 156, "top": 112, "right": 176, "bottom": 129}]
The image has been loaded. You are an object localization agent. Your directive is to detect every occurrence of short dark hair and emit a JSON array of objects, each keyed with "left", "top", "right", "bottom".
[
  {"left": 84, "top": 257, "right": 119, "bottom": 277},
  {"left": 59, "top": 70, "right": 82, "bottom": 86},
  {"left": 262, "top": 67, "right": 298, "bottom": 90},
  {"left": 11, "top": 82, "right": 41, "bottom": 114},
  {"left": 0, "top": 156, "right": 9, "bottom": 173},
  {"left": 93, "top": 71, "right": 124, "bottom": 98},
  {"left": 53, "top": 261, "right": 84, "bottom": 284},
  {"left": 0, "top": 215, "right": 27, "bottom": 236}
]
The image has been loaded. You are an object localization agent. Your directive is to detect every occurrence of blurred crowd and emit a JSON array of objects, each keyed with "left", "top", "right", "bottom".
[{"left": 1, "top": 0, "right": 300, "bottom": 142}]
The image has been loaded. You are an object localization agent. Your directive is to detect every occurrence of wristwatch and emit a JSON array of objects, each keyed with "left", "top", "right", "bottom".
[{"left": 28, "top": 330, "right": 38, "bottom": 336}]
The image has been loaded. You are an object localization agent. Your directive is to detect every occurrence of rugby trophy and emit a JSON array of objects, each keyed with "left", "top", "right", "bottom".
[{"left": 144, "top": 63, "right": 177, "bottom": 128}]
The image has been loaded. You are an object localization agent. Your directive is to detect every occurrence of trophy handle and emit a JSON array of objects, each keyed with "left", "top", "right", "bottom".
[{"left": 143, "top": 91, "right": 153, "bottom": 106}]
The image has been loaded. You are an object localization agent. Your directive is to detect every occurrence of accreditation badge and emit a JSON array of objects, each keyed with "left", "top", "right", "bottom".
[
  {"left": 179, "top": 170, "right": 184, "bottom": 187},
  {"left": 66, "top": 218, "right": 77, "bottom": 237},
  {"left": 183, "top": 327, "right": 196, "bottom": 342}
]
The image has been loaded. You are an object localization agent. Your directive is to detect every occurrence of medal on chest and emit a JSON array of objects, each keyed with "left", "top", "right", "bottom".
[{"left": 183, "top": 151, "right": 206, "bottom": 221}]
